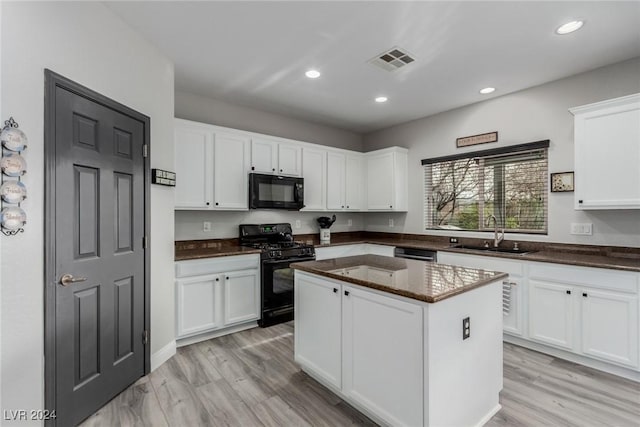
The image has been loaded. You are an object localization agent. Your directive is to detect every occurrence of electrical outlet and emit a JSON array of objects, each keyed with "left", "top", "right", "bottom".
[
  {"left": 389, "top": 218, "right": 394, "bottom": 228},
  {"left": 449, "top": 237, "right": 459, "bottom": 244},
  {"left": 295, "top": 220, "right": 301, "bottom": 229},
  {"left": 570, "top": 223, "right": 593, "bottom": 235},
  {"left": 462, "top": 317, "right": 470, "bottom": 340},
  {"left": 203, "top": 221, "right": 212, "bottom": 232},
  {"left": 347, "top": 219, "right": 353, "bottom": 226}
]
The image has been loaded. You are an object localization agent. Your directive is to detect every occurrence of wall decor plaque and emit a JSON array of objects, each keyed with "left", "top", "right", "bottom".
[
  {"left": 0, "top": 153, "right": 27, "bottom": 177},
  {"left": 1, "top": 126, "right": 28, "bottom": 152},
  {"left": 551, "top": 171, "right": 574, "bottom": 192},
  {"left": 152, "top": 168, "right": 176, "bottom": 186},
  {"left": 0, "top": 180, "right": 27, "bottom": 204},
  {"left": 456, "top": 131, "right": 498, "bottom": 148},
  {"left": 1, "top": 206, "right": 26, "bottom": 230}
]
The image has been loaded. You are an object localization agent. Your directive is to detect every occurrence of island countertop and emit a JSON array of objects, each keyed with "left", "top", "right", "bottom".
[{"left": 291, "top": 254, "right": 508, "bottom": 303}]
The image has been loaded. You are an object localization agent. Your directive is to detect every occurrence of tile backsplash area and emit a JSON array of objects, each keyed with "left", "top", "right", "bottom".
[{"left": 175, "top": 210, "right": 365, "bottom": 240}]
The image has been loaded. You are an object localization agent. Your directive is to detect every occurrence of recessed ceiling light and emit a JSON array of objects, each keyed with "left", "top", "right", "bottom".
[
  {"left": 556, "top": 20, "right": 584, "bottom": 35},
  {"left": 375, "top": 96, "right": 388, "bottom": 103},
  {"left": 305, "top": 69, "right": 321, "bottom": 79},
  {"left": 479, "top": 87, "right": 495, "bottom": 94}
]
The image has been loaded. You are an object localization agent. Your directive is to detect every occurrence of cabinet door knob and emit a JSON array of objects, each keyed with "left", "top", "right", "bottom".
[
  {"left": 582, "top": 292, "right": 588, "bottom": 297},
  {"left": 215, "top": 202, "right": 219, "bottom": 206},
  {"left": 566, "top": 290, "right": 571, "bottom": 295},
  {"left": 280, "top": 169, "right": 283, "bottom": 172},
  {"left": 206, "top": 202, "right": 210, "bottom": 206},
  {"left": 344, "top": 290, "right": 350, "bottom": 296},
  {"left": 346, "top": 205, "right": 349, "bottom": 209},
  {"left": 341, "top": 205, "right": 344, "bottom": 208},
  {"left": 215, "top": 278, "right": 219, "bottom": 282},
  {"left": 578, "top": 200, "right": 583, "bottom": 204},
  {"left": 226, "top": 276, "right": 229, "bottom": 280},
  {"left": 272, "top": 168, "right": 275, "bottom": 172},
  {"left": 333, "top": 288, "right": 338, "bottom": 293},
  {"left": 251, "top": 166, "right": 255, "bottom": 171},
  {"left": 390, "top": 205, "right": 393, "bottom": 208}
]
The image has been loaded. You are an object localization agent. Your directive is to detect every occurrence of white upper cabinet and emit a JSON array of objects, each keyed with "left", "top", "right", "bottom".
[
  {"left": 251, "top": 137, "right": 302, "bottom": 177},
  {"left": 365, "top": 147, "right": 408, "bottom": 211},
  {"left": 213, "top": 132, "right": 250, "bottom": 209},
  {"left": 251, "top": 138, "right": 278, "bottom": 174},
  {"left": 326, "top": 151, "right": 365, "bottom": 211},
  {"left": 345, "top": 154, "right": 364, "bottom": 210},
  {"left": 174, "top": 121, "right": 213, "bottom": 209},
  {"left": 174, "top": 118, "right": 249, "bottom": 211},
  {"left": 301, "top": 147, "right": 327, "bottom": 211},
  {"left": 327, "top": 151, "right": 346, "bottom": 210},
  {"left": 278, "top": 143, "right": 302, "bottom": 176},
  {"left": 570, "top": 93, "right": 640, "bottom": 210}
]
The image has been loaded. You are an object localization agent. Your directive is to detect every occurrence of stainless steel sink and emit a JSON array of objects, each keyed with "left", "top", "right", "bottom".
[{"left": 453, "top": 244, "right": 536, "bottom": 255}]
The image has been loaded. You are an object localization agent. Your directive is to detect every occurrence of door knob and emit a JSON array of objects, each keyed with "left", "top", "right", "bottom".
[{"left": 60, "top": 274, "right": 87, "bottom": 286}]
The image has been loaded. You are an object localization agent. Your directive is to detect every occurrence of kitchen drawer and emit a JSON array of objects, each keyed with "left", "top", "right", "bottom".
[
  {"left": 528, "top": 262, "right": 638, "bottom": 294},
  {"left": 175, "top": 254, "right": 260, "bottom": 278}
]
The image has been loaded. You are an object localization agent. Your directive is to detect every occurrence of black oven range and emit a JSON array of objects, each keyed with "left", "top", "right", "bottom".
[{"left": 239, "top": 223, "right": 315, "bottom": 327}]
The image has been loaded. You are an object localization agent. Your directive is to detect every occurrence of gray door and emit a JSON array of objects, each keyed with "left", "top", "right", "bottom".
[{"left": 45, "top": 72, "right": 148, "bottom": 426}]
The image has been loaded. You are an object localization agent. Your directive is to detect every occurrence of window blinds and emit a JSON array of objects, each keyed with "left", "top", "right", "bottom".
[{"left": 424, "top": 141, "right": 549, "bottom": 234}]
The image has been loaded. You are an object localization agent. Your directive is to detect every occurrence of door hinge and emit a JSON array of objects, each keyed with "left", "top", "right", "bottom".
[
  {"left": 142, "top": 330, "right": 149, "bottom": 345},
  {"left": 143, "top": 236, "right": 148, "bottom": 249},
  {"left": 142, "top": 144, "right": 148, "bottom": 158}
]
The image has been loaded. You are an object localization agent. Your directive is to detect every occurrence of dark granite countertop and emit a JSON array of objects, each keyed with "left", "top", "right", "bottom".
[
  {"left": 291, "top": 254, "right": 508, "bottom": 303},
  {"left": 175, "top": 232, "right": 640, "bottom": 272}
]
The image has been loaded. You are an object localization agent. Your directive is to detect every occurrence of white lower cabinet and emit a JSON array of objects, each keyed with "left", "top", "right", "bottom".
[
  {"left": 342, "top": 285, "right": 423, "bottom": 427},
  {"left": 295, "top": 273, "right": 423, "bottom": 426},
  {"left": 438, "top": 250, "right": 640, "bottom": 377},
  {"left": 581, "top": 288, "right": 638, "bottom": 367},
  {"left": 528, "top": 280, "right": 575, "bottom": 350},
  {"left": 175, "top": 255, "right": 260, "bottom": 340},
  {"left": 294, "top": 274, "right": 342, "bottom": 389}
]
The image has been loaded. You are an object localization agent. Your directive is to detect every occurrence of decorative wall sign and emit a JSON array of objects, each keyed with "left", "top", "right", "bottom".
[
  {"left": 1, "top": 180, "right": 27, "bottom": 204},
  {"left": 551, "top": 171, "right": 574, "bottom": 192},
  {"left": 1, "top": 125, "right": 28, "bottom": 152},
  {"left": 1, "top": 116, "right": 27, "bottom": 236},
  {"left": 1, "top": 153, "right": 27, "bottom": 177},
  {"left": 152, "top": 168, "right": 176, "bottom": 186},
  {"left": 456, "top": 131, "right": 498, "bottom": 148}
]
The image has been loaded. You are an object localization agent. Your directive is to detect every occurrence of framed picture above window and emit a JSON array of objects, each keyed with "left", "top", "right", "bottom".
[
  {"left": 422, "top": 140, "right": 549, "bottom": 235},
  {"left": 550, "top": 171, "right": 574, "bottom": 192}
]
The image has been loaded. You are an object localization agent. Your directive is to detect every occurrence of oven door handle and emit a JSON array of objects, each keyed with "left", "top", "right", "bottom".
[{"left": 262, "top": 257, "right": 315, "bottom": 265}]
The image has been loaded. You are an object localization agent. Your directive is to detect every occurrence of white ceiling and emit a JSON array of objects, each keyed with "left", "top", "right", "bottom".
[{"left": 105, "top": 1, "right": 640, "bottom": 133}]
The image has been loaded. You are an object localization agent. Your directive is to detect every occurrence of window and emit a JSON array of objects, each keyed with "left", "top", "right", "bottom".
[{"left": 423, "top": 141, "right": 549, "bottom": 234}]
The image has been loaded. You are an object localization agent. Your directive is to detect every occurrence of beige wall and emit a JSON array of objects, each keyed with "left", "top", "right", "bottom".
[
  {"left": 1, "top": 2, "right": 175, "bottom": 422},
  {"left": 363, "top": 58, "right": 640, "bottom": 247}
]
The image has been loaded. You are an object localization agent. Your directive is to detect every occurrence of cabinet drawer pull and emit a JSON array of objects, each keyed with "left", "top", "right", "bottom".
[
  {"left": 578, "top": 200, "right": 583, "bottom": 204},
  {"left": 582, "top": 292, "right": 588, "bottom": 297},
  {"left": 566, "top": 290, "right": 571, "bottom": 295},
  {"left": 344, "top": 290, "right": 350, "bottom": 296},
  {"left": 333, "top": 288, "right": 338, "bottom": 293}
]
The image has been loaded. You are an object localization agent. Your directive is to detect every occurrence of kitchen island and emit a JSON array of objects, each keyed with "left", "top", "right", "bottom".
[{"left": 291, "top": 255, "right": 508, "bottom": 427}]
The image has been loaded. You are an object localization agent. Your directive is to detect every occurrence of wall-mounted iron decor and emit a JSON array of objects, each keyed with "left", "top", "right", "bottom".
[
  {"left": 0, "top": 117, "right": 27, "bottom": 235},
  {"left": 152, "top": 168, "right": 176, "bottom": 186}
]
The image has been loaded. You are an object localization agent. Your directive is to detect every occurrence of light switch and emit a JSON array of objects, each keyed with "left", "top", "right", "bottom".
[{"left": 570, "top": 223, "right": 593, "bottom": 235}]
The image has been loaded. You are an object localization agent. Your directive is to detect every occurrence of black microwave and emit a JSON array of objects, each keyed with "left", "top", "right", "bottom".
[{"left": 249, "top": 173, "right": 304, "bottom": 210}]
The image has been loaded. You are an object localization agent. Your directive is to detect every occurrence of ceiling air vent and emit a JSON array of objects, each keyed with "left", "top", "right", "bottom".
[{"left": 369, "top": 46, "right": 415, "bottom": 72}]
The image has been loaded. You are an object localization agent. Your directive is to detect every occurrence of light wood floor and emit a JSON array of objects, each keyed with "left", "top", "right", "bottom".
[{"left": 81, "top": 322, "right": 640, "bottom": 427}]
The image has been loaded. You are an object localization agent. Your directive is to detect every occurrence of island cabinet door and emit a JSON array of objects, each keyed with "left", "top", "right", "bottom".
[
  {"left": 342, "top": 285, "right": 423, "bottom": 427},
  {"left": 294, "top": 274, "right": 342, "bottom": 389}
]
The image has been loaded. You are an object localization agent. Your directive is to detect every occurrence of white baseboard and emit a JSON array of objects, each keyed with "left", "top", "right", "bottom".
[
  {"left": 475, "top": 404, "right": 502, "bottom": 427},
  {"left": 176, "top": 322, "right": 258, "bottom": 348},
  {"left": 504, "top": 335, "right": 640, "bottom": 382},
  {"left": 151, "top": 339, "right": 176, "bottom": 371}
]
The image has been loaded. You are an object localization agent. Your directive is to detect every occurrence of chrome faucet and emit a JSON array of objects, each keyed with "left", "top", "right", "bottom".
[{"left": 486, "top": 215, "right": 504, "bottom": 248}]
